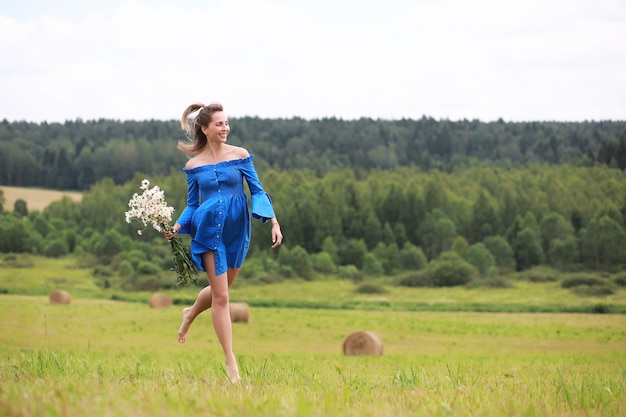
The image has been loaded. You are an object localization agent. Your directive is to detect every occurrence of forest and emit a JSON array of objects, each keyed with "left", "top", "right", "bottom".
[
  {"left": 1, "top": 117, "right": 626, "bottom": 190},
  {"left": 1, "top": 117, "right": 625, "bottom": 292}
]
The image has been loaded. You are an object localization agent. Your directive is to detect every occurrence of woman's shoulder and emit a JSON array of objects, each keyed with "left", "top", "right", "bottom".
[
  {"left": 228, "top": 145, "right": 250, "bottom": 159},
  {"left": 183, "top": 146, "right": 251, "bottom": 170},
  {"left": 184, "top": 155, "right": 202, "bottom": 170}
]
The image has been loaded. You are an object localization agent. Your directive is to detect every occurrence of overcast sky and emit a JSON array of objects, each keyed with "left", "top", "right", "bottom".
[{"left": 1, "top": 0, "right": 625, "bottom": 123}]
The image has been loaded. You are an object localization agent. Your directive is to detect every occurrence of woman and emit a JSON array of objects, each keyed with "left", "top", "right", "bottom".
[{"left": 166, "top": 102, "right": 283, "bottom": 384}]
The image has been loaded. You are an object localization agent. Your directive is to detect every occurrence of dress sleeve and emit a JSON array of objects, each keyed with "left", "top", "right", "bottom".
[
  {"left": 240, "top": 156, "right": 276, "bottom": 223},
  {"left": 175, "top": 171, "right": 200, "bottom": 234}
]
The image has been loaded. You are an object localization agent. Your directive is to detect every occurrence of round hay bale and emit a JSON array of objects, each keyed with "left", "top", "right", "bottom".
[
  {"left": 49, "top": 290, "right": 71, "bottom": 305},
  {"left": 229, "top": 302, "right": 250, "bottom": 323},
  {"left": 148, "top": 293, "right": 172, "bottom": 308},
  {"left": 342, "top": 331, "right": 384, "bottom": 356}
]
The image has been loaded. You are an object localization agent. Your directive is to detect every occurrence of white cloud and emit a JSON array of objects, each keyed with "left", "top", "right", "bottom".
[{"left": 0, "top": 0, "right": 625, "bottom": 122}]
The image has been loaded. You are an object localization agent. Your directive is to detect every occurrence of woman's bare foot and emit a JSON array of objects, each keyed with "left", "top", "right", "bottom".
[
  {"left": 226, "top": 364, "right": 241, "bottom": 384},
  {"left": 178, "top": 307, "right": 194, "bottom": 343}
]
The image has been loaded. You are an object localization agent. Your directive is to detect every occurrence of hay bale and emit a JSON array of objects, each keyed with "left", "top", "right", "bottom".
[
  {"left": 229, "top": 302, "right": 250, "bottom": 323},
  {"left": 148, "top": 293, "right": 172, "bottom": 308},
  {"left": 342, "top": 331, "right": 384, "bottom": 356},
  {"left": 49, "top": 290, "right": 71, "bottom": 305}
]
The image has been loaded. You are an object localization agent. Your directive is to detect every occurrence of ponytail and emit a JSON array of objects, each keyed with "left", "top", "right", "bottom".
[{"left": 177, "top": 102, "right": 224, "bottom": 154}]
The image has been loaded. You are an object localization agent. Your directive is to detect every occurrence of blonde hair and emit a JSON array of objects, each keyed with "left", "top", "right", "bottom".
[{"left": 179, "top": 102, "right": 224, "bottom": 154}]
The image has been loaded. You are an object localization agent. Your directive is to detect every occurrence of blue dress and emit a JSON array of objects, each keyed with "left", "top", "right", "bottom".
[{"left": 175, "top": 155, "right": 275, "bottom": 275}]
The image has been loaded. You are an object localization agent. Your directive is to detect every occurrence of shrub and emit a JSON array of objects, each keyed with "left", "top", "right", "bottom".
[
  {"left": 483, "top": 236, "right": 515, "bottom": 269},
  {"left": 561, "top": 275, "right": 607, "bottom": 289},
  {"left": 43, "top": 239, "right": 69, "bottom": 258},
  {"left": 397, "top": 271, "right": 432, "bottom": 287},
  {"left": 337, "top": 265, "right": 362, "bottom": 282},
  {"left": 355, "top": 282, "right": 388, "bottom": 294},
  {"left": 399, "top": 243, "right": 427, "bottom": 271},
  {"left": 572, "top": 285, "right": 615, "bottom": 297},
  {"left": 520, "top": 267, "right": 559, "bottom": 283},
  {"left": 280, "top": 245, "right": 314, "bottom": 280},
  {"left": 239, "top": 258, "right": 265, "bottom": 279},
  {"left": 136, "top": 261, "right": 161, "bottom": 275},
  {"left": 312, "top": 252, "right": 337, "bottom": 274},
  {"left": 249, "top": 273, "right": 283, "bottom": 285},
  {"left": 135, "top": 276, "right": 160, "bottom": 292},
  {"left": 279, "top": 265, "right": 294, "bottom": 278},
  {"left": 428, "top": 251, "right": 476, "bottom": 287},
  {"left": 111, "top": 249, "right": 148, "bottom": 270},
  {"left": 466, "top": 243, "right": 495, "bottom": 276},
  {"left": 117, "top": 260, "right": 134, "bottom": 277},
  {"left": 612, "top": 273, "right": 626, "bottom": 287},
  {"left": 467, "top": 276, "right": 512, "bottom": 289},
  {"left": 1, "top": 253, "right": 34, "bottom": 268},
  {"left": 93, "top": 265, "right": 114, "bottom": 277},
  {"left": 589, "top": 304, "right": 613, "bottom": 314},
  {"left": 362, "top": 253, "right": 384, "bottom": 276}
]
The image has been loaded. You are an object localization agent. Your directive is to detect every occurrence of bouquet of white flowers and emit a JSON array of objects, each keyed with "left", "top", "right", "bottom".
[{"left": 125, "top": 179, "right": 198, "bottom": 287}]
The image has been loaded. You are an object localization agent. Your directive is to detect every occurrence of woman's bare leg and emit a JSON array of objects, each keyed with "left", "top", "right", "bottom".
[
  {"left": 177, "top": 265, "right": 239, "bottom": 343},
  {"left": 202, "top": 252, "right": 241, "bottom": 383},
  {"left": 178, "top": 285, "right": 212, "bottom": 343}
]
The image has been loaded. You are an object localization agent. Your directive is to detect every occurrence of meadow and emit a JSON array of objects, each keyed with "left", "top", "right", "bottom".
[{"left": 1, "top": 278, "right": 625, "bottom": 416}]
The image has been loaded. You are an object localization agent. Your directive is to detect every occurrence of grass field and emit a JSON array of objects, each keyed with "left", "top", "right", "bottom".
[
  {"left": 0, "top": 185, "right": 82, "bottom": 212},
  {"left": 2, "top": 255, "right": 626, "bottom": 314},
  {"left": 1, "top": 256, "right": 626, "bottom": 416},
  {"left": 1, "top": 293, "right": 625, "bottom": 416}
]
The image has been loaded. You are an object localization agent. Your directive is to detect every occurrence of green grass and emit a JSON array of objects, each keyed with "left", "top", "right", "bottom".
[
  {"left": 1, "top": 255, "right": 625, "bottom": 415},
  {"left": 1, "top": 295, "right": 626, "bottom": 416},
  {"left": 2, "top": 255, "right": 626, "bottom": 314}
]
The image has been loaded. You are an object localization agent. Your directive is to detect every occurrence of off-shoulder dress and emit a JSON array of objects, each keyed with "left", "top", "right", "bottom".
[{"left": 175, "top": 155, "right": 275, "bottom": 275}]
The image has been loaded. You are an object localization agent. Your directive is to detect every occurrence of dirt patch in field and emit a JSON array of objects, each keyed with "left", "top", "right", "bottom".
[{"left": 0, "top": 186, "right": 83, "bottom": 211}]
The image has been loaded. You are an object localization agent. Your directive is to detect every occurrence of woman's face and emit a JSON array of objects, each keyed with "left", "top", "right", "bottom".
[{"left": 202, "top": 111, "right": 230, "bottom": 143}]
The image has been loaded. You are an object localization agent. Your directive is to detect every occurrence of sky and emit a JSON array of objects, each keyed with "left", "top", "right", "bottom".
[{"left": 1, "top": 0, "right": 625, "bottom": 123}]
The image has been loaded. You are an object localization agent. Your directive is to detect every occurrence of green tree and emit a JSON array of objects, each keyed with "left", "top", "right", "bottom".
[
  {"left": 419, "top": 209, "right": 456, "bottom": 260},
  {"left": 362, "top": 253, "right": 384, "bottom": 276},
  {"left": 280, "top": 245, "right": 314, "bottom": 280},
  {"left": 548, "top": 236, "right": 580, "bottom": 268},
  {"left": 372, "top": 242, "right": 400, "bottom": 275},
  {"left": 513, "top": 228, "right": 544, "bottom": 270},
  {"left": 451, "top": 236, "right": 470, "bottom": 258},
  {"left": 321, "top": 236, "right": 340, "bottom": 265},
  {"left": 13, "top": 199, "right": 28, "bottom": 217},
  {"left": 312, "top": 251, "right": 336, "bottom": 274},
  {"left": 338, "top": 238, "right": 368, "bottom": 268},
  {"left": 398, "top": 243, "right": 427, "bottom": 271},
  {"left": 482, "top": 236, "right": 515, "bottom": 270},
  {"left": 466, "top": 243, "right": 496, "bottom": 276},
  {"left": 470, "top": 190, "right": 501, "bottom": 242},
  {"left": 540, "top": 212, "right": 574, "bottom": 262},
  {"left": 581, "top": 215, "right": 626, "bottom": 271}
]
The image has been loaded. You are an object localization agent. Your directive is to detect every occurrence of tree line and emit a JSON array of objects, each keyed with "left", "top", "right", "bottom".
[
  {"left": 1, "top": 163, "right": 625, "bottom": 291},
  {"left": 1, "top": 117, "right": 625, "bottom": 191}
]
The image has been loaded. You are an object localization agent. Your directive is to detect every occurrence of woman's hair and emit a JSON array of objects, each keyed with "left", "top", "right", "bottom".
[{"left": 179, "top": 102, "right": 224, "bottom": 154}]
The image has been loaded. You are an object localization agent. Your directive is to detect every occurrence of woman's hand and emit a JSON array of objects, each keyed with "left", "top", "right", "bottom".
[
  {"left": 165, "top": 224, "right": 182, "bottom": 242},
  {"left": 271, "top": 223, "right": 283, "bottom": 249}
]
